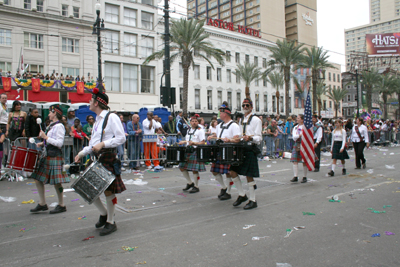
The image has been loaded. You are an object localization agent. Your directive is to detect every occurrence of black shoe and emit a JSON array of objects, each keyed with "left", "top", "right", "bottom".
[
  {"left": 355, "top": 167, "right": 361, "bottom": 169},
  {"left": 30, "top": 204, "right": 48, "bottom": 213},
  {"left": 243, "top": 200, "right": 258, "bottom": 210},
  {"left": 95, "top": 215, "right": 107, "bottom": 229},
  {"left": 218, "top": 188, "right": 227, "bottom": 199},
  {"left": 219, "top": 192, "right": 231, "bottom": 200},
  {"left": 342, "top": 168, "right": 346, "bottom": 175},
  {"left": 313, "top": 169, "right": 319, "bottom": 172},
  {"left": 290, "top": 177, "right": 298, "bottom": 182},
  {"left": 362, "top": 163, "right": 366, "bottom": 169},
  {"left": 189, "top": 186, "right": 199, "bottom": 193},
  {"left": 49, "top": 205, "right": 66, "bottom": 214},
  {"left": 99, "top": 222, "right": 117, "bottom": 236},
  {"left": 328, "top": 170, "right": 334, "bottom": 176},
  {"left": 183, "top": 183, "right": 194, "bottom": 191},
  {"left": 301, "top": 177, "right": 307, "bottom": 183},
  {"left": 233, "top": 195, "right": 248, "bottom": 206}
]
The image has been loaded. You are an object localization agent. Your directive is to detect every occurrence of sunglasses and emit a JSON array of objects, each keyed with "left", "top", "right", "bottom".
[{"left": 242, "top": 104, "right": 250, "bottom": 108}]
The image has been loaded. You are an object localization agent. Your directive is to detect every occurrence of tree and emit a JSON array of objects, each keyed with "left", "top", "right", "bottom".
[
  {"left": 360, "top": 68, "right": 380, "bottom": 113},
  {"left": 375, "top": 74, "right": 396, "bottom": 119},
  {"left": 301, "top": 46, "right": 335, "bottom": 113},
  {"left": 143, "top": 18, "right": 225, "bottom": 115},
  {"left": 267, "top": 39, "right": 305, "bottom": 118},
  {"left": 392, "top": 77, "right": 400, "bottom": 120},
  {"left": 233, "top": 62, "right": 262, "bottom": 99},
  {"left": 315, "top": 82, "right": 327, "bottom": 116},
  {"left": 326, "top": 87, "right": 349, "bottom": 118},
  {"left": 266, "top": 71, "right": 284, "bottom": 115}
]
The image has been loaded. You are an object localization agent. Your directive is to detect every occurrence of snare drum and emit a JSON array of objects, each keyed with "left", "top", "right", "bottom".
[
  {"left": 7, "top": 146, "right": 39, "bottom": 172},
  {"left": 217, "top": 143, "right": 244, "bottom": 166},
  {"left": 71, "top": 160, "right": 116, "bottom": 204},
  {"left": 166, "top": 146, "right": 186, "bottom": 163},
  {"left": 196, "top": 144, "right": 218, "bottom": 162}
]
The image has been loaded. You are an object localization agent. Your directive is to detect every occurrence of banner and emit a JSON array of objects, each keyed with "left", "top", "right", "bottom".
[
  {"left": 76, "top": 81, "right": 84, "bottom": 95},
  {"left": 2, "top": 77, "right": 12, "bottom": 92},
  {"left": 366, "top": 33, "right": 400, "bottom": 56},
  {"left": 31, "top": 78, "right": 41, "bottom": 93}
]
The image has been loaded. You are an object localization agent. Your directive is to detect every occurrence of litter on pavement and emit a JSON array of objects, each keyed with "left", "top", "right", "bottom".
[{"left": 0, "top": 196, "right": 16, "bottom": 202}]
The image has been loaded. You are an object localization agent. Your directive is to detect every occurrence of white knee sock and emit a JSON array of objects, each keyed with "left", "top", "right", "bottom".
[
  {"left": 342, "top": 162, "right": 346, "bottom": 169},
  {"left": 93, "top": 198, "right": 107, "bottom": 216},
  {"left": 36, "top": 181, "right": 46, "bottom": 205},
  {"left": 182, "top": 170, "right": 192, "bottom": 184},
  {"left": 248, "top": 181, "right": 256, "bottom": 202},
  {"left": 194, "top": 174, "right": 200, "bottom": 188},
  {"left": 54, "top": 184, "right": 64, "bottom": 207},
  {"left": 214, "top": 174, "right": 226, "bottom": 189},
  {"left": 226, "top": 177, "right": 233, "bottom": 194},
  {"left": 293, "top": 164, "right": 298, "bottom": 177},
  {"left": 232, "top": 176, "right": 245, "bottom": 196},
  {"left": 332, "top": 164, "right": 336, "bottom": 172},
  {"left": 106, "top": 194, "right": 116, "bottom": 224},
  {"left": 303, "top": 165, "right": 308, "bottom": 177}
]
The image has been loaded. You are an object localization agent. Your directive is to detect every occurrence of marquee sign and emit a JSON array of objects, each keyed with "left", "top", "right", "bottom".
[
  {"left": 206, "top": 18, "right": 261, "bottom": 38},
  {"left": 366, "top": 33, "right": 400, "bottom": 56}
]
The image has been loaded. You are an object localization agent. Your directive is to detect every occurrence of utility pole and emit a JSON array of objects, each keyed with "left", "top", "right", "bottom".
[
  {"left": 164, "top": 0, "right": 172, "bottom": 112},
  {"left": 94, "top": 2, "right": 104, "bottom": 93}
]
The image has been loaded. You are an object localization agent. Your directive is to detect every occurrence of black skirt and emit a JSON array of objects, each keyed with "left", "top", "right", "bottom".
[{"left": 332, "top": 141, "right": 349, "bottom": 160}]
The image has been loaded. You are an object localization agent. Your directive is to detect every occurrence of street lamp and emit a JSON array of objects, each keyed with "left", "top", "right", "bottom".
[
  {"left": 93, "top": 2, "right": 104, "bottom": 93},
  {"left": 355, "top": 65, "right": 360, "bottom": 118}
]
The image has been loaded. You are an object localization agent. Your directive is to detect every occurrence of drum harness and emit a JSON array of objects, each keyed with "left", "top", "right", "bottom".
[
  {"left": 241, "top": 115, "right": 261, "bottom": 155},
  {"left": 40, "top": 121, "right": 61, "bottom": 159},
  {"left": 186, "top": 127, "right": 198, "bottom": 153},
  {"left": 218, "top": 121, "right": 235, "bottom": 138}
]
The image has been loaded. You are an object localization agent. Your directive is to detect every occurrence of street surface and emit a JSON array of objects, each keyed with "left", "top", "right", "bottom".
[{"left": 0, "top": 146, "right": 399, "bottom": 267}]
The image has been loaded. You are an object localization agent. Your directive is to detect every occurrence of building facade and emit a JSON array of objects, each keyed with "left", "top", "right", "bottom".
[{"left": 320, "top": 63, "right": 342, "bottom": 118}]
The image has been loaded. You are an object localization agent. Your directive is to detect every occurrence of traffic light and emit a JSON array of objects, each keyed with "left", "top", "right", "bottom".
[{"left": 160, "top": 86, "right": 176, "bottom": 107}]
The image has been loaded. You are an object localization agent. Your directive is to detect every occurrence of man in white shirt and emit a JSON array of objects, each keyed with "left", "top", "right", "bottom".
[
  {"left": 350, "top": 117, "right": 370, "bottom": 169},
  {"left": 142, "top": 112, "right": 161, "bottom": 169},
  {"left": 75, "top": 88, "right": 126, "bottom": 236},
  {"left": 312, "top": 115, "right": 323, "bottom": 172},
  {"left": 0, "top": 93, "right": 8, "bottom": 135}
]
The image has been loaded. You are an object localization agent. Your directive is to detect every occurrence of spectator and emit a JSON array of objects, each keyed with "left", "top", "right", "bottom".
[
  {"left": 0, "top": 128, "right": 5, "bottom": 169},
  {"left": 117, "top": 114, "right": 128, "bottom": 162},
  {"left": 75, "top": 75, "right": 80, "bottom": 81},
  {"left": 163, "top": 115, "right": 177, "bottom": 145},
  {"left": 0, "top": 93, "right": 9, "bottom": 135},
  {"left": 0, "top": 69, "right": 2, "bottom": 85},
  {"left": 235, "top": 113, "right": 243, "bottom": 124},
  {"left": 127, "top": 114, "right": 142, "bottom": 170},
  {"left": 7, "top": 100, "right": 27, "bottom": 142},
  {"left": 176, "top": 111, "right": 182, "bottom": 122},
  {"left": 70, "top": 118, "right": 84, "bottom": 156},
  {"left": 50, "top": 73, "right": 55, "bottom": 80},
  {"left": 142, "top": 112, "right": 160, "bottom": 169},
  {"left": 71, "top": 124, "right": 89, "bottom": 141},
  {"left": 276, "top": 120, "right": 284, "bottom": 152},
  {"left": 208, "top": 120, "right": 218, "bottom": 135},
  {"left": 25, "top": 108, "right": 45, "bottom": 150},
  {"left": 83, "top": 115, "right": 94, "bottom": 139},
  {"left": 45, "top": 74, "right": 50, "bottom": 80},
  {"left": 16, "top": 71, "right": 21, "bottom": 78},
  {"left": 198, "top": 117, "right": 205, "bottom": 129},
  {"left": 284, "top": 117, "right": 294, "bottom": 151},
  {"left": 55, "top": 73, "right": 59, "bottom": 80},
  {"left": 176, "top": 113, "right": 189, "bottom": 142},
  {"left": 60, "top": 74, "right": 65, "bottom": 81},
  {"left": 66, "top": 108, "right": 79, "bottom": 127},
  {"left": 61, "top": 115, "right": 72, "bottom": 165},
  {"left": 264, "top": 119, "right": 278, "bottom": 156}
]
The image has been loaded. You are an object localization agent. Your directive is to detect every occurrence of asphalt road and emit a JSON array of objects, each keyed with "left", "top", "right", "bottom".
[{"left": 0, "top": 146, "right": 399, "bottom": 267}]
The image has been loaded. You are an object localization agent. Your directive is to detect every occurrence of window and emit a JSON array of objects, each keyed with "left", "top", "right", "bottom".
[
  {"left": 249, "top": 2, "right": 253, "bottom": 7},
  {"left": 236, "top": 72, "right": 240, "bottom": 83},
  {"left": 37, "top": 0, "right": 44, "bottom": 12},
  {"left": 62, "top": 38, "right": 79, "bottom": 53},
  {"left": 141, "top": 66, "right": 154, "bottom": 93},
  {"left": 180, "top": 87, "right": 183, "bottom": 108},
  {"left": 264, "top": 95, "right": 268, "bottom": 112},
  {"left": 237, "top": 92, "right": 241, "bottom": 111},
  {"left": 328, "top": 72, "right": 331, "bottom": 81},
  {"left": 62, "top": 5, "right": 68, "bottom": 16},
  {"left": 24, "top": 33, "right": 44, "bottom": 49},
  {"left": 227, "top": 92, "right": 232, "bottom": 108},
  {"left": 179, "top": 63, "right": 183, "bottom": 78},
  {"left": 62, "top": 67, "right": 78, "bottom": 78},
  {"left": 195, "top": 89, "right": 201, "bottom": 109},
  {"left": 0, "top": 62, "right": 12, "bottom": 75},
  {"left": 124, "top": 8, "right": 137, "bottom": 26},
  {"left": 4, "top": 0, "right": 10, "bottom": 5},
  {"left": 323, "top": 100, "right": 327, "bottom": 110},
  {"left": 217, "top": 68, "right": 222, "bottom": 81},
  {"left": 227, "top": 69, "right": 231, "bottom": 83},
  {"left": 0, "top": 29, "right": 11, "bottom": 46},
  {"left": 207, "top": 66, "right": 212, "bottom": 80},
  {"left": 272, "top": 96, "right": 276, "bottom": 112},
  {"left": 255, "top": 94, "right": 259, "bottom": 112},
  {"left": 142, "top": 36, "right": 153, "bottom": 57},
  {"left": 255, "top": 78, "right": 259, "bottom": 86},
  {"left": 194, "top": 65, "right": 200, "bottom": 79},
  {"left": 226, "top": 51, "right": 231, "bottom": 62},
  {"left": 123, "top": 64, "right": 138, "bottom": 93},
  {"left": 337, "top": 74, "right": 340, "bottom": 82},
  {"left": 245, "top": 54, "right": 249, "bottom": 64},
  {"left": 124, "top": 33, "right": 137, "bottom": 57},
  {"left": 263, "top": 58, "right": 267, "bottom": 68},
  {"left": 235, "top": 0, "right": 242, "bottom": 4},
  {"left": 142, "top": 12, "right": 153, "bottom": 29},
  {"left": 24, "top": 0, "right": 31, "bottom": 9},
  {"left": 105, "top": 62, "right": 120, "bottom": 92},
  {"left": 105, "top": 4, "right": 119, "bottom": 23},
  {"left": 280, "top": 96, "right": 284, "bottom": 113},
  {"left": 73, "top": 7, "right": 79, "bottom": 18},
  {"left": 235, "top": 52, "right": 240, "bottom": 63},
  {"left": 254, "top": 56, "right": 258, "bottom": 66},
  {"left": 329, "top": 101, "right": 332, "bottom": 109},
  {"left": 218, "top": 91, "right": 222, "bottom": 106},
  {"left": 263, "top": 78, "right": 267, "bottom": 87},
  {"left": 347, "top": 95, "right": 351, "bottom": 101},
  {"left": 207, "top": 90, "right": 213, "bottom": 110},
  {"left": 142, "top": 0, "right": 153, "bottom": 4},
  {"left": 104, "top": 31, "right": 119, "bottom": 54},
  {"left": 333, "top": 73, "right": 336, "bottom": 82}
]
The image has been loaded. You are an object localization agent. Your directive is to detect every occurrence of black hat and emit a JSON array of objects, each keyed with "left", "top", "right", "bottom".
[
  {"left": 219, "top": 104, "right": 232, "bottom": 116},
  {"left": 92, "top": 88, "right": 109, "bottom": 107},
  {"left": 50, "top": 105, "right": 63, "bottom": 116}
]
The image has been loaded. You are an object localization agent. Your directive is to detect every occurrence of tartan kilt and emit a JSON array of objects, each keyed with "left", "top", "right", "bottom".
[
  {"left": 230, "top": 151, "right": 259, "bottom": 178},
  {"left": 179, "top": 151, "right": 206, "bottom": 172},
  {"left": 332, "top": 141, "right": 350, "bottom": 160},
  {"left": 31, "top": 156, "right": 70, "bottom": 185},
  {"left": 290, "top": 147, "right": 303, "bottom": 163},
  {"left": 99, "top": 152, "right": 126, "bottom": 194},
  {"left": 210, "top": 162, "right": 230, "bottom": 174}
]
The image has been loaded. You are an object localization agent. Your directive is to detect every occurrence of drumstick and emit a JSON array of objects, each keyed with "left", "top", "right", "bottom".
[{"left": 182, "top": 117, "right": 191, "bottom": 128}]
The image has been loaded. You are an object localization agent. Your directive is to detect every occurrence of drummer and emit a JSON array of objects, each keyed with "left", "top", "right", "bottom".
[
  {"left": 179, "top": 116, "right": 206, "bottom": 193},
  {"left": 207, "top": 104, "right": 241, "bottom": 200},
  {"left": 30, "top": 105, "right": 70, "bottom": 214},
  {"left": 229, "top": 98, "right": 262, "bottom": 210},
  {"left": 74, "top": 88, "right": 126, "bottom": 236}
]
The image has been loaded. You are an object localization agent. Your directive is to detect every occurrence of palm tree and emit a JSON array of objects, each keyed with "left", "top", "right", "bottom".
[
  {"left": 393, "top": 77, "right": 400, "bottom": 120},
  {"left": 233, "top": 62, "right": 262, "bottom": 99},
  {"left": 315, "top": 82, "right": 327, "bottom": 116},
  {"left": 301, "top": 46, "right": 336, "bottom": 113},
  {"left": 267, "top": 39, "right": 305, "bottom": 118},
  {"left": 266, "top": 71, "right": 284, "bottom": 115},
  {"left": 143, "top": 18, "right": 225, "bottom": 115},
  {"left": 375, "top": 74, "right": 396, "bottom": 119},
  {"left": 326, "top": 87, "right": 349, "bottom": 118},
  {"left": 360, "top": 68, "right": 380, "bottom": 113}
]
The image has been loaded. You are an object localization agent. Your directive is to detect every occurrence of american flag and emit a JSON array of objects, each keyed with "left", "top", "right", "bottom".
[{"left": 300, "top": 92, "right": 315, "bottom": 171}]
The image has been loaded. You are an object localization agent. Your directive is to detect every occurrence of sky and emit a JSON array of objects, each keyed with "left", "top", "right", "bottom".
[{"left": 165, "top": 0, "right": 371, "bottom": 72}]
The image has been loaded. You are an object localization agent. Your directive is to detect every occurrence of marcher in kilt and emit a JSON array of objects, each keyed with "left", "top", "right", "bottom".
[
  {"left": 328, "top": 119, "right": 349, "bottom": 176},
  {"left": 179, "top": 116, "right": 206, "bottom": 193},
  {"left": 30, "top": 105, "right": 70, "bottom": 214},
  {"left": 229, "top": 98, "right": 262, "bottom": 210},
  {"left": 207, "top": 104, "right": 241, "bottom": 200},
  {"left": 75, "top": 88, "right": 126, "bottom": 236},
  {"left": 290, "top": 114, "right": 310, "bottom": 183}
]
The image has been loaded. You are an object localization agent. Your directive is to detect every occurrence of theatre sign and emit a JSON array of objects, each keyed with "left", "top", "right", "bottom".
[{"left": 206, "top": 18, "right": 261, "bottom": 38}]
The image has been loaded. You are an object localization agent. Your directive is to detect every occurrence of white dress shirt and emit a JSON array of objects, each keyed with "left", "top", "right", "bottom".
[
  {"left": 313, "top": 124, "right": 323, "bottom": 143},
  {"left": 185, "top": 127, "right": 205, "bottom": 147},
  {"left": 46, "top": 123, "right": 65, "bottom": 149},
  {"left": 293, "top": 124, "right": 304, "bottom": 142},
  {"left": 331, "top": 129, "right": 346, "bottom": 150},
  {"left": 216, "top": 120, "right": 241, "bottom": 139},
  {"left": 241, "top": 113, "right": 262, "bottom": 144},
  {"left": 81, "top": 110, "right": 126, "bottom": 156},
  {"left": 351, "top": 124, "right": 369, "bottom": 143},
  {"left": 0, "top": 104, "right": 8, "bottom": 125},
  {"left": 142, "top": 118, "right": 160, "bottom": 135}
]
